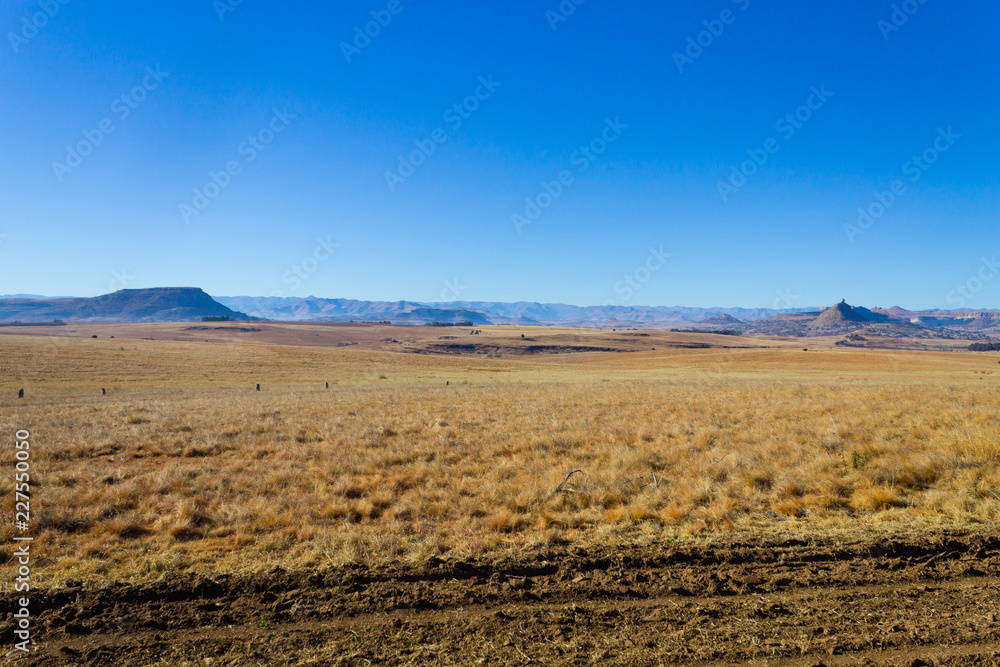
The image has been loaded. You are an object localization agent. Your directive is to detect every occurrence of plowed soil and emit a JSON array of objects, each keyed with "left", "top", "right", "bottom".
[{"left": 11, "top": 529, "right": 1000, "bottom": 666}]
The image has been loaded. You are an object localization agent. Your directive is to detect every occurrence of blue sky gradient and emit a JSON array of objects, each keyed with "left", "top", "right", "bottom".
[{"left": 2, "top": 0, "right": 998, "bottom": 309}]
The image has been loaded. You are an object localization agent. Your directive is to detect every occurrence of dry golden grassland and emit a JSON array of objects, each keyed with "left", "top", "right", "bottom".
[{"left": 1, "top": 329, "right": 999, "bottom": 586}]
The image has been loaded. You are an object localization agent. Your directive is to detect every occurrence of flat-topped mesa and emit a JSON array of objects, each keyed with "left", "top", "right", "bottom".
[{"left": 0, "top": 287, "right": 251, "bottom": 323}]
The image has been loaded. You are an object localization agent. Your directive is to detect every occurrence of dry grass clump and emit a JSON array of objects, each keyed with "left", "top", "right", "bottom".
[
  {"left": 849, "top": 485, "right": 905, "bottom": 511},
  {"left": 487, "top": 510, "right": 526, "bottom": 533},
  {"left": 1, "top": 334, "right": 999, "bottom": 584}
]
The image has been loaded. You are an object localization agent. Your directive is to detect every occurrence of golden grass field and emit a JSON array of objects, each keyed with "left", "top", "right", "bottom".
[{"left": 1, "top": 325, "right": 999, "bottom": 587}]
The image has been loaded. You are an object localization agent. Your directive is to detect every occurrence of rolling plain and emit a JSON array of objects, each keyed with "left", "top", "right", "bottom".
[{"left": 2, "top": 323, "right": 999, "bottom": 665}]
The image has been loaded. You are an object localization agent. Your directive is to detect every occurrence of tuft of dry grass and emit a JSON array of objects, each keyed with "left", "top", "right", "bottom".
[{"left": 850, "top": 485, "right": 905, "bottom": 511}]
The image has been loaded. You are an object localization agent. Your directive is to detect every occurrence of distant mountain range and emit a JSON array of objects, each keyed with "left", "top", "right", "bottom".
[
  {"left": 0, "top": 290, "right": 998, "bottom": 338},
  {"left": 213, "top": 296, "right": 495, "bottom": 325},
  {"left": 0, "top": 294, "right": 56, "bottom": 299},
  {"left": 213, "top": 295, "right": 820, "bottom": 327}
]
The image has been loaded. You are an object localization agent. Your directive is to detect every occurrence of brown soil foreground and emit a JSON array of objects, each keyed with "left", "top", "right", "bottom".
[{"left": 9, "top": 529, "right": 1000, "bottom": 666}]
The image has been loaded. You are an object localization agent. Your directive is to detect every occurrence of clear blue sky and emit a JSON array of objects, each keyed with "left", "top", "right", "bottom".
[{"left": 2, "top": 0, "right": 998, "bottom": 310}]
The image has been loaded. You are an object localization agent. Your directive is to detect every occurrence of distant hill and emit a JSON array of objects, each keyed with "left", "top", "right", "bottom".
[
  {"left": 887, "top": 307, "right": 1000, "bottom": 331},
  {"left": 702, "top": 313, "right": 744, "bottom": 325},
  {"left": 808, "top": 300, "right": 890, "bottom": 332},
  {"left": 743, "top": 300, "right": 998, "bottom": 339},
  {"left": 0, "top": 288, "right": 250, "bottom": 323}
]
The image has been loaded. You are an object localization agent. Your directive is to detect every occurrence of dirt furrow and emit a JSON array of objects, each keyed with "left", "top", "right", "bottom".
[{"left": 9, "top": 528, "right": 1000, "bottom": 665}]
